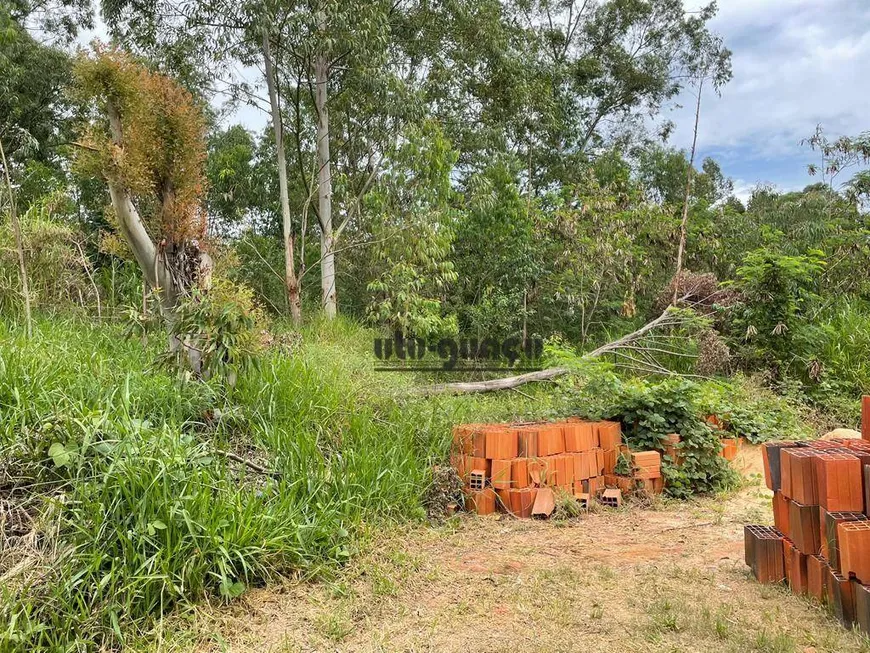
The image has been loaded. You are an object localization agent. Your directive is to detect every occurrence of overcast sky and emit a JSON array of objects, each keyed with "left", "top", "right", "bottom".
[{"left": 669, "top": 0, "right": 870, "bottom": 200}]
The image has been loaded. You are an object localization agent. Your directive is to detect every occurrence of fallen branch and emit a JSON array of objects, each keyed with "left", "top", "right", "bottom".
[
  {"left": 215, "top": 449, "right": 279, "bottom": 477},
  {"left": 414, "top": 302, "right": 690, "bottom": 396}
]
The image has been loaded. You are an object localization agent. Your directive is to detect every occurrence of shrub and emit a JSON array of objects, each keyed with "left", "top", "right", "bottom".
[
  {"left": 698, "top": 375, "right": 813, "bottom": 443},
  {"left": 607, "top": 377, "right": 739, "bottom": 498},
  {"left": 161, "top": 277, "right": 267, "bottom": 384},
  {"left": 729, "top": 248, "right": 824, "bottom": 372}
]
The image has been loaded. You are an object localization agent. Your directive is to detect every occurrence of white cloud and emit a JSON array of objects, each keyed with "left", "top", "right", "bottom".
[{"left": 667, "top": 0, "right": 870, "bottom": 188}]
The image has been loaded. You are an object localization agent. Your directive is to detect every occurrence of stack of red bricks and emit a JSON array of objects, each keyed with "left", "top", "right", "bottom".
[
  {"left": 707, "top": 414, "right": 743, "bottom": 462},
  {"left": 745, "top": 399, "right": 870, "bottom": 632},
  {"left": 451, "top": 419, "right": 664, "bottom": 518}
]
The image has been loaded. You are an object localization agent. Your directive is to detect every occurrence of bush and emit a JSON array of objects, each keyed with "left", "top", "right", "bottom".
[
  {"left": 697, "top": 375, "right": 813, "bottom": 443},
  {"left": 161, "top": 277, "right": 267, "bottom": 383},
  {"left": 729, "top": 248, "right": 824, "bottom": 373},
  {"left": 0, "top": 202, "right": 96, "bottom": 317},
  {"left": 606, "top": 377, "right": 739, "bottom": 498}
]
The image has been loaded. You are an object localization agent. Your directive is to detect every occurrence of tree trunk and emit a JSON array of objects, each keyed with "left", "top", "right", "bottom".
[
  {"left": 0, "top": 138, "right": 32, "bottom": 337},
  {"left": 105, "top": 100, "right": 177, "bottom": 312},
  {"left": 262, "top": 29, "right": 302, "bottom": 324},
  {"left": 673, "top": 79, "right": 704, "bottom": 304},
  {"left": 315, "top": 13, "right": 336, "bottom": 319}
]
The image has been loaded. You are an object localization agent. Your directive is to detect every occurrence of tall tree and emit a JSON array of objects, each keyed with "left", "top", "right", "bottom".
[
  {"left": 102, "top": 0, "right": 407, "bottom": 321},
  {"left": 262, "top": 27, "right": 303, "bottom": 323},
  {"left": 73, "top": 48, "right": 210, "bottom": 316},
  {"left": 671, "top": 27, "right": 730, "bottom": 302}
]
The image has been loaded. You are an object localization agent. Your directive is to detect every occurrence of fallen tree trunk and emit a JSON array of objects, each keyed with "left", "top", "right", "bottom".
[{"left": 415, "top": 305, "right": 685, "bottom": 396}]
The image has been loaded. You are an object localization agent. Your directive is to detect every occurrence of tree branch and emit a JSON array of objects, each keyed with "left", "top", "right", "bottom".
[{"left": 413, "top": 301, "right": 692, "bottom": 396}]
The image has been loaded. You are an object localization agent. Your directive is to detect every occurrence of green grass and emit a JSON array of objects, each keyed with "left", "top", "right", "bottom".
[
  {"left": 0, "top": 313, "right": 828, "bottom": 651},
  {"left": 0, "top": 315, "right": 556, "bottom": 651}
]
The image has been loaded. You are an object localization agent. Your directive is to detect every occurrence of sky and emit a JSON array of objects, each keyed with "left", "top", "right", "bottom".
[{"left": 669, "top": 0, "right": 870, "bottom": 201}]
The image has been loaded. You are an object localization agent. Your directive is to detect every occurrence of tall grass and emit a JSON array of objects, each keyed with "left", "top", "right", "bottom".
[{"left": 0, "top": 315, "right": 554, "bottom": 650}]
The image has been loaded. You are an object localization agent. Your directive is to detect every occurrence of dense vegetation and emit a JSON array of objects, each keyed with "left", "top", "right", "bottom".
[{"left": 1, "top": 0, "right": 869, "bottom": 649}]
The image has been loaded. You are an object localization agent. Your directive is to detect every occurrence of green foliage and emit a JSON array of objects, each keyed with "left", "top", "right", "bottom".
[
  {"left": 0, "top": 191, "right": 96, "bottom": 316},
  {"left": 365, "top": 123, "right": 459, "bottom": 338},
  {"left": 730, "top": 249, "right": 824, "bottom": 371},
  {"left": 231, "top": 233, "right": 288, "bottom": 314},
  {"left": 0, "top": 317, "right": 420, "bottom": 649},
  {"left": 697, "top": 376, "right": 813, "bottom": 443},
  {"left": 0, "top": 7, "right": 77, "bottom": 179},
  {"left": 72, "top": 46, "right": 208, "bottom": 244},
  {"left": 161, "top": 278, "right": 267, "bottom": 382},
  {"left": 452, "top": 158, "right": 541, "bottom": 338},
  {"left": 613, "top": 452, "right": 631, "bottom": 476},
  {"left": 608, "top": 377, "right": 739, "bottom": 498}
]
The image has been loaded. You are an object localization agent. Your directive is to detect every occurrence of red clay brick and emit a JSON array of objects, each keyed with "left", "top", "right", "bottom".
[
  {"left": 537, "top": 424, "right": 565, "bottom": 457},
  {"left": 577, "top": 422, "right": 595, "bottom": 451},
  {"left": 595, "top": 448, "right": 605, "bottom": 475},
  {"left": 528, "top": 459, "right": 547, "bottom": 486},
  {"left": 663, "top": 433, "right": 684, "bottom": 466},
  {"left": 508, "top": 487, "right": 537, "bottom": 518},
  {"left": 600, "top": 488, "right": 622, "bottom": 508},
  {"left": 781, "top": 448, "right": 820, "bottom": 504},
  {"left": 855, "top": 581, "right": 870, "bottom": 633},
  {"left": 564, "top": 422, "right": 594, "bottom": 452},
  {"left": 469, "top": 469, "right": 486, "bottom": 492},
  {"left": 824, "top": 511, "right": 868, "bottom": 572},
  {"left": 828, "top": 567, "right": 857, "bottom": 628},
  {"left": 744, "top": 525, "right": 786, "bottom": 584},
  {"left": 783, "top": 538, "right": 808, "bottom": 594},
  {"left": 720, "top": 438, "right": 739, "bottom": 461},
  {"left": 839, "top": 521, "right": 870, "bottom": 583},
  {"left": 587, "top": 476, "right": 603, "bottom": 495},
  {"left": 597, "top": 421, "right": 622, "bottom": 451},
  {"left": 485, "top": 427, "right": 518, "bottom": 460},
  {"left": 466, "top": 488, "right": 497, "bottom": 515},
  {"left": 789, "top": 500, "right": 821, "bottom": 555},
  {"left": 815, "top": 452, "right": 863, "bottom": 512},
  {"left": 772, "top": 492, "right": 791, "bottom": 540},
  {"left": 572, "top": 453, "right": 588, "bottom": 481},
  {"left": 762, "top": 441, "right": 801, "bottom": 492},
  {"left": 511, "top": 458, "right": 530, "bottom": 489},
  {"left": 635, "top": 477, "right": 664, "bottom": 495},
  {"left": 452, "top": 425, "right": 473, "bottom": 454},
  {"left": 495, "top": 488, "right": 511, "bottom": 512},
  {"left": 516, "top": 427, "right": 539, "bottom": 458},
  {"left": 469, "top": 426, "right": 487, "bottom": 458},
  {"left": 563, "top": 454, "right": 575, "bottom": 488},
  {"left": 631, "top": 451, "right": 661, "bottom": 480},
  {"left": 807, "top": 554, "right": 827, "bottom": 602},
  {"left": 490, "top": 459, "right": 512, "bottom": 490},
  {"left": 531, "top": 487, "right": 555, "bottom": 517}
]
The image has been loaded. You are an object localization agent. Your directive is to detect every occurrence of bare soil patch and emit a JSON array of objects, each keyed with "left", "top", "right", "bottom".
[{"left": 166, "top": 446, "right": 870, "bottom": 653}]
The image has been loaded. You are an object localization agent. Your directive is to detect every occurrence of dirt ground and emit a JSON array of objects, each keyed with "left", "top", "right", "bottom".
[{"left": 167, "top": 446, "right": 870, "bottom": 653}]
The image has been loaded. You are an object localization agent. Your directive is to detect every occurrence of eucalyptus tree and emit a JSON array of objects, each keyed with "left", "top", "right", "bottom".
[
  {"left": 73, "top": 49, "right": 210, "bottom": 316},
  {"left": 402, "top": 0, "right": 731, "bottom": 191},
  {"left": 102, "top": 0, "right": 417, "bottom": 322}
]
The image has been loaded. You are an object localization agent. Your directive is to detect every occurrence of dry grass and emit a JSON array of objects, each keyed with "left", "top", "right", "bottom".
[{"left": 150, "top": 448, "right": 870, "bottom": 653}]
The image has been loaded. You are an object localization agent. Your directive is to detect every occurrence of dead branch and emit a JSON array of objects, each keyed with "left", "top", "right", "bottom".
[
  {"left": 215, "top": 449, "right": 279, "bottom": 477},
  {"left": 414, "top": 301, "right": 691, "bottom": 396}
]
